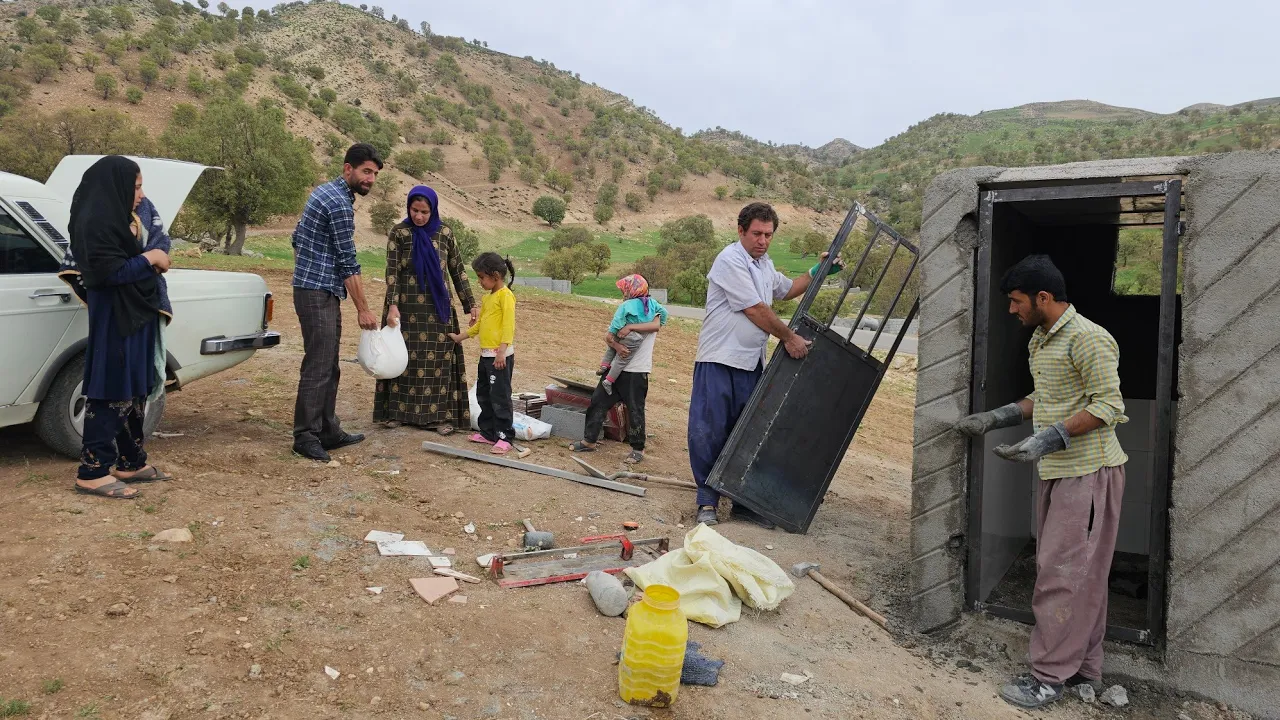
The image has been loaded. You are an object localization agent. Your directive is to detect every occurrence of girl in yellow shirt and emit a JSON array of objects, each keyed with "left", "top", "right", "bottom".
[{"left": 450, "top": 252, "right": 517, "bottom": 454}]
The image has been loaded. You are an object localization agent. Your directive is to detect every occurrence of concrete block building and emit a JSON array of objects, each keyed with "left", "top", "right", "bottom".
[{"left": 909, "top": 152, "right": 1280, "bottom": 716}]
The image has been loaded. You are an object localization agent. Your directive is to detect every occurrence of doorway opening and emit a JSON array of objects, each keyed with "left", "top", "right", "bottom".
[{"left": 965, "top": 178, "right": 1184, "bottom": 645}]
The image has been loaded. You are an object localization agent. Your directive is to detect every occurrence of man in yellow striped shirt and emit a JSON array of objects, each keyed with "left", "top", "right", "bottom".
[{"left": 955, "top": 255, "right": 1127, "bottom": 710}]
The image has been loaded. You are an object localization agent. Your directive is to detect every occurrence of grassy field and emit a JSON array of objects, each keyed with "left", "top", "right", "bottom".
[
  {"left": 177, "top": 228, "right": 825, "bottom": 304},
  {"left": 484, "top": 225, "right": 821, "bottom": 300}
]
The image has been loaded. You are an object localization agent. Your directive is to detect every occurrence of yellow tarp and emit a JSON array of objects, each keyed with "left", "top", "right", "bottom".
[{"left": 624, "top": 523, "right": 795, "bottom": 628}]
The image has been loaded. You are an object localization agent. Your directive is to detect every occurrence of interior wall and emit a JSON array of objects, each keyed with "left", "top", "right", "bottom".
[{"left": 982, "top": 206, "right": 1168, "bottom": 588}]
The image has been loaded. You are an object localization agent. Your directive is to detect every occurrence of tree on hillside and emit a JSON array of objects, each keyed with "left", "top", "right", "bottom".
[
  {"left": 541, "top": 246, "right": 590, "bottom": 284},
  {"left": 624, "top": 192, "right": 643, "bottom": 212},
  {"left": 543, "top": 168, "right": 573, "bottom": 192},
  {"left": 549, "top": 226, "right": 593, "bottom": 251},
  {"left": 420, "top": 21, "right": 431, "bottom": 36},
  {"left": 370, "top": 6, "right": 385, "bottom": 18},
  {"left": 27, "top": 55, "right": 57, "bottom": 83},
  {"left": 532, "top": 195, "right": 567, "bottom": 227},
  {"left": 586, "top": 242, "right": 611, "bottom": 278},
  {"left": 35, "top": 6, "right": 62, "bottom": 25},
  {"left": 715, "top": 185, "right": 728, "bottom": 200},
  {"left": 368, "top": 199, "right": 398, "bottom": 234},
  {"left": 789, "top": 230, "right": 827, "bottom": 258},
  {"left": 593, "top": 203, "right": 613, "bottom": 225},
  {"left": 441, "top": 216, "right": 479, "bottom": 265},
  {"left": 138, "top": 58, "right": 159, "bottom": 89},
  {"left": 111, "top": 6, "right": 136, "bottom": 30},
  {"left": 93, "top": 72, "right": 118, "bottom": 99},
  {"left": 162, "top": 99, "right": 318, "bottom": 255},
  {"left": 0, "top": 108, "right": 153, "bottom": 181}
]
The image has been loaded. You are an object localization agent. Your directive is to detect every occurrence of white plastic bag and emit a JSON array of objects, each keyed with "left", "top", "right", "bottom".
[
  {"left": 468, "top": 383, "right": 552, "bottom": 441},
  {"left": 357, "top": 321, "right": 408, "bottom": 380}
]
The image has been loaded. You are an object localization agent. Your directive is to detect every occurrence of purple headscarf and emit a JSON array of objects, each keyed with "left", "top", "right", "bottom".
[{"left": 405, "top": 185, "right": 450, "bottom": 323}]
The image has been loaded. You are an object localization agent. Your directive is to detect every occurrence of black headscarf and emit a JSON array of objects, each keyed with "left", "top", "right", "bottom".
[{"left": 68, "top": 156, "right": 160, "bottom": 336}]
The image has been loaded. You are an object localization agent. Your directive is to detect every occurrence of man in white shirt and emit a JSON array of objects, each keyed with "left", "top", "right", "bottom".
[{"left": 689, "top": 202, "right": 836, "bottom": 527}]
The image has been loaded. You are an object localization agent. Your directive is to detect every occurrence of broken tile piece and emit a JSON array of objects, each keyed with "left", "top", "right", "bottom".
[
  {"left": 363, "top": 530, "right": 404, "bottom": 543},
  {"left": 434, "top": 568, "right": 482, "bottom": 584},
  {"left": 475, "top": 553, "right": 496, "bottom": 568},
  {"left": 442, "top": 547, "right": 456, "bottom": 556},
  {"left": 409, "top": 576, "right": 459, "bottom": 604},
  {"left": 365, "top": 586, "right": 383, "bottom": 595},
  {"left": 376, "top": 540, "right": 432, "bottom": 557},
  {"left": 448, "top": 595, "right": 468, "bottom": 605},
  {"left": 428, "top": 556, "right": 452, "bottom": 569},
  {"left": 324, "top": 666, "right": 340, "bottom": 680},
  {"left": 780, "top": 672, "right": 809, "bottom": 686}
]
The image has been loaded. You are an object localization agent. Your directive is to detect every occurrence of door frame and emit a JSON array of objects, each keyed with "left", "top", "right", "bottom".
[{"left": 965, "top": 179, "right": 1183, "bottom": 646}]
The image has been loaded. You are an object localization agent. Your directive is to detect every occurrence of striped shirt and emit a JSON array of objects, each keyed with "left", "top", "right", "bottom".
[
  {"left": 1029, "top": 305, "right": 1128, "bottom": 479},
  {"left": 291, "top": 177, "right": 360, "bottom": 298}
]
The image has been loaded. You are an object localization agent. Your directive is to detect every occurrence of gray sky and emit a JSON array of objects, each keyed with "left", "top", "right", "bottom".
[{"left": 377, "top": 0, "right": 1279, "bottom": 149}]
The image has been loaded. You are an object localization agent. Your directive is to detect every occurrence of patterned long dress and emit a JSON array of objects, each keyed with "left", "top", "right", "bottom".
[{"left": 372, "top": 222, "right": 476, "bottom": 428}]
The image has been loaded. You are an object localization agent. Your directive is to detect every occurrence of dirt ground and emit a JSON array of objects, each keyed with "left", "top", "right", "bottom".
[{"left": 0, "top": 270, "right": 1248, "bottom": 720}]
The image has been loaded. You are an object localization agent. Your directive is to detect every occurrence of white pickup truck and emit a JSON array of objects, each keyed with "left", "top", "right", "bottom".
[{"left": 0, "top": 155, "right": 280, "bottom": 458}]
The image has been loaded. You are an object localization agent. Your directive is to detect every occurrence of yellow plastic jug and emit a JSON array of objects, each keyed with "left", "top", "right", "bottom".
[{"left": 618, "top": 584, "right": 687, "bottom": 707}]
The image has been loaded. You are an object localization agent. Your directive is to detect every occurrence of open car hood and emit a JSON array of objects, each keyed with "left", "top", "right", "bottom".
[{"left": 41, "top": 155, "right": 215, "bottom": 235}]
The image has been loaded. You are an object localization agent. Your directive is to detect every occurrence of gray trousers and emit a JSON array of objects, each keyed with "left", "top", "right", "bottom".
[
  {"left": 1030, "top": 464, "right": 1126, "bottom": 684},
  {"left": 293, "top": 288, "right": 345, "bottom": 445},
  {"left": 600, "top": 332, "right": 645, "bottom": 382}
]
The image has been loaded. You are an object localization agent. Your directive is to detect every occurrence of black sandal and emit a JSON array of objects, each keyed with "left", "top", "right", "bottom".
[
  {"left": 112, "top": 466, "right": 172, "bottom": 483},
  {"left": 567, "top": 441, "right": 596, "bottom": 452},
  {"left": 75, "top": 480, "right": 141, "bottom": 500},
  {"left": 624, "top": 450, "right": 644, "bottom": 464}
]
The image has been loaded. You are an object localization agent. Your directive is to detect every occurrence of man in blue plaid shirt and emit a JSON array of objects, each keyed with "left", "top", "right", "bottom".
[{"left": 290, "top": 143, "right": 382, "bottom": 462}]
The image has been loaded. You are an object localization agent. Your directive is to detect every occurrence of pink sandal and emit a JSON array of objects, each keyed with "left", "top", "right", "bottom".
[
  {"left": 469, "top": 433, "right": 495, "bottom": 445},
  {"left": 491, "top": 440, "right": 511, "bottom": 455}
]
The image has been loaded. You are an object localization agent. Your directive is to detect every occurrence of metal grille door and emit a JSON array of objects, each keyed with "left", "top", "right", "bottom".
[{"left": 705, "top": 202, "right": 920, "bottom": 533}]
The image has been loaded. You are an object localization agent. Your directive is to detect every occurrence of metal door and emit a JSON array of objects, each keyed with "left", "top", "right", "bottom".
[{"left": 705, "top": 202, "right": 919, "bottom": 533}]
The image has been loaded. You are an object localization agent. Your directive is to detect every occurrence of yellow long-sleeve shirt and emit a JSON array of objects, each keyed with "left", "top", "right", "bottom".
[{"left": 467, "top": 286, "right": 516, "bottom": 351}]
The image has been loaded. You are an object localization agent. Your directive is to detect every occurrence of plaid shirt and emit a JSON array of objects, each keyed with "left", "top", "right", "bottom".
[
  {"left": 292, "top": 177, "right": 360, "bottom": 297},
  {"left": 1029, "top": 305, "right": 1128, "bottom": 479}
]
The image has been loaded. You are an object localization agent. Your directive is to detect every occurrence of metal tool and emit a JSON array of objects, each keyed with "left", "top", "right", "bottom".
[
  {"left": 521, "top": 519, "right": 555, "bottom": 549},
  {"left": 489, "top": 535, "right": 669, "bottom": 589},
  {"left": 791, "top": 562, "right": 889, "bottom": 633},
  {"left": 571, "top": 456, "right": 698, "bottom": 491},
  {"left": 421, "top": 441, "right": 646, "bottom": 496}
]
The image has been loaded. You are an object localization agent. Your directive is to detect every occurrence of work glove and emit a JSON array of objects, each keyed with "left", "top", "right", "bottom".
[
  {"left": 954, "top": 402, "right": 1024, "bottom": 437},
  {"left": 993, "top": 422, "right": 1070, "bottom": 463}
]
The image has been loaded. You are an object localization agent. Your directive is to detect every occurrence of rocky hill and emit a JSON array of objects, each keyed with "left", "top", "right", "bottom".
[{"left": 2, "top": 0, "right": 1279, "bottom": 246}]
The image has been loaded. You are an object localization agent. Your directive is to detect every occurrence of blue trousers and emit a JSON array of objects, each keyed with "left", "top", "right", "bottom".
[{"left": 687, "top": 361, "right": 763, "bottom": 507}]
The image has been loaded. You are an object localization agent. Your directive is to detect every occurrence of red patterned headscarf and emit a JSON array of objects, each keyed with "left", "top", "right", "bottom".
[{"left": 616, "top": 274, "right": 650, "bottom": 314}]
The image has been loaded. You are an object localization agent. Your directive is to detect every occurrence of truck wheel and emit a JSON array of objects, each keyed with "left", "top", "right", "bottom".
[{"left": 34, "top": 353, "right": 168, "bottom": 460}]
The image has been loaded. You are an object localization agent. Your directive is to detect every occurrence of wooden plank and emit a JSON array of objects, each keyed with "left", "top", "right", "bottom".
[{"left": 421, "top": 441, "right": 646, "bottom": 497}]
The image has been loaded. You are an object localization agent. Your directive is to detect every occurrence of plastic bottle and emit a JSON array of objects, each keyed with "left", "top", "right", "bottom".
[
  {"left": 618, "top": 584, "right": 687, "bottom": 707},
  {"left": 585, "top": 571, "right": 629, "bottom": 617}
]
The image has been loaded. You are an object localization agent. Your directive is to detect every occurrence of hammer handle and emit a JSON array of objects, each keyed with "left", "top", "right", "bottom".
[
  {"left": 809, "top": 570, "right": 890, "bottom": 632},
  {"left": 522, "top": 519, "right": 536, "bottom": 533}
]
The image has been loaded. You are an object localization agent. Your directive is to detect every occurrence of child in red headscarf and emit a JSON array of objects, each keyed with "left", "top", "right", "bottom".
[{"left": 597, "top": 274, "right": 669, "bottom": 394}]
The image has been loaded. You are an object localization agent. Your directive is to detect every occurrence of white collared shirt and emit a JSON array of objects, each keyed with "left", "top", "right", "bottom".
[{"left": 694, "top": 241, "right": 793, "bottom": 370}]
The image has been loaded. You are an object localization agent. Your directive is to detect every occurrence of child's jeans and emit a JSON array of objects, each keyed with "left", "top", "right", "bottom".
[
  {"left": 476, "top": 354, "right": 515, "bottom": 442},
  {"left": 600, "top": 332, "right": 645, "bottom": 382}
]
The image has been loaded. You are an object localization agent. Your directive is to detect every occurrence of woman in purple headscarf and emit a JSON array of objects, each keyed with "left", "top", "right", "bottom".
[{"left": 373, "top": 186, "right": 477, "bottom": 434}]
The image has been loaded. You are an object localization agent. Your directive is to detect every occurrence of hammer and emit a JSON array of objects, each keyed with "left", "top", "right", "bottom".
[
  {"left": 521, "top": 519, "right": 555, "bottom": 550},
  {"left": 791, "top": 562, "right": 890, "bottom": 633}
]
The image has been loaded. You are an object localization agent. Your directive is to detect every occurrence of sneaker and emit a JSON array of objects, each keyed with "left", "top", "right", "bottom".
[
  {"left": 730, "top": 503, "right": 776, "bottom": 529},
  {"left": 999, "top": 673, "right": 1063, "bottom": 709},
  {"left": 602, "top": 379, "right": 614, "bottom": 395},
  {"left": 595, "top": 365, "right": 609, "bottom": 377},
  {"left": 1064, "top": 673, "right": 1103, "bottom": 693},
  {"left": 696, "top": 506, "right": 719, "bottom": 526},
  {"left": 322, "top": 432, "right": 365, "bottom": 451},
  {"left": 292, "top": 440, "right": 331, "bottom": 463}
]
